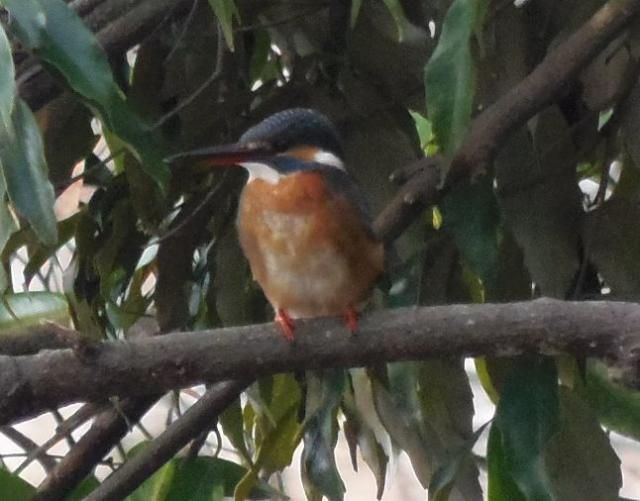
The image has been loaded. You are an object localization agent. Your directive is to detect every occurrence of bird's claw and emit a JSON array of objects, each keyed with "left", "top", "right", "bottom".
[{"left": 276, "top": 308, "right": 295, "bottom": 342}]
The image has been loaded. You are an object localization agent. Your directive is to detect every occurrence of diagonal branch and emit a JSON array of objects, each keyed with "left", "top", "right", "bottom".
[
  {"left": 377, "top": 0, "right": 640, "bottom": 241},
  {"left": 2, "top": 299, "right": 640, "bottom": 426}
]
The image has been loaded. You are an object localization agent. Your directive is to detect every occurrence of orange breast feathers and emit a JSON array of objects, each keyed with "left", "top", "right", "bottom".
[{"left": 237, "top": 171, "right": 384, "bottom": 318}]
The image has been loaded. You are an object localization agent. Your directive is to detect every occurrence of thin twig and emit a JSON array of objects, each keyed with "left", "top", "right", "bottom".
[
  {"left": 0, "top": 426, "right": 56, "bottom": 473},
  {"left": 150, "top": 22, "right": 225, "bottom": 130},
  {"left": 84, "top": 379, "right": 251, "bottom": 501}
]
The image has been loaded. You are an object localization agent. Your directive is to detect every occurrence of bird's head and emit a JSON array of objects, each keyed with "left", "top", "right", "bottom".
[{"left": 167, "top": 108, "right": 345, "bottom": 183}]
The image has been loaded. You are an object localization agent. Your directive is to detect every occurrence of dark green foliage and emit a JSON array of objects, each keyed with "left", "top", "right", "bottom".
[{"left": 0, "top": 0, "right": 639, "bottom": 499}]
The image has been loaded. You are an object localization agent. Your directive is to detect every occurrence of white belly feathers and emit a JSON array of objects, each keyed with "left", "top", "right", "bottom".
[{"left": 258, "top": 209, "right": 349, "bottom": 317}]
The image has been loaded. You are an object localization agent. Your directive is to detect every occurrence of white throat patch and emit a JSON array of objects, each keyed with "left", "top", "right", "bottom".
[
  {"left": 312, "top": 150, "right": 345, "bottom": 170},
  {"left": 240, "top": 162, "right": 282, "bottom": 184}
]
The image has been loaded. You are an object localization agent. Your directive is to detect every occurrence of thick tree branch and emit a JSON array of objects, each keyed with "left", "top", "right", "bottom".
[
  {"left": 0, "top": 323, "right": 82, "bottom": 356},
  {"left": 2, "top": 299, "right": 640, "bottom": 426}
]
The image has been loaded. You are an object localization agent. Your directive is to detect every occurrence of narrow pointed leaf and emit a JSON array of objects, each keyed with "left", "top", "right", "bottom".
[
  {"left": 0, "top": 468, "right": 36, "bottom": 499},
  {"left": 208, "top": 0, "right": 240, "bottom": 50},
  {"left": 302, "top": 370, "right": 346, "bottom": 501},
  {"left": 0, "top": 24, "right": 15, "bottom": 127},
  {"left": 0, "top": 292, "right": 69, "bottom": 331},
  {"left": 494, "top": 356, "right": 558, "bottom": 501},
  {"left": 487, "top": 425, "right": 526, "bottom": 501},
  {"left": 544, "top": 388, "right": 621, "bottom": 500},
  {"left": 424, "top": 0, "right": 487, "bottom": 154},
  {"left": 0, "top": 175, "right": 17, "bottom": 292},
  {"left": 381, "top": 0, "right": 407, "bottom": 41},
  {"left": 0, "top": 99, "right": 57, "bottom": 245},
  {"left": 2, "top": 0, "right": 169, "bottom": 186}
]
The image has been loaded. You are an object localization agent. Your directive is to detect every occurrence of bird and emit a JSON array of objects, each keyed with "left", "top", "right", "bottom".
[{"left": 168, "top": 108, "right": 384, "bottom": 340}]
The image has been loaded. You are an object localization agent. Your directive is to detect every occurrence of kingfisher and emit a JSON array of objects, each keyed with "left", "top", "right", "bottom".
[{"left": 169, "top": 108, "right": 384, "bottom": 340}]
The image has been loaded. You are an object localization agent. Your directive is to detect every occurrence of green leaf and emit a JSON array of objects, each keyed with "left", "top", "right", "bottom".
[
  {"left": 342, "top": 370, "right": 390, "bottom": 499},
  {"left": 583, "top": 198, "right": 640, "bottom": 297},
  {"left": 166, "top": 457, "right": 270, "bottom": 501},
  {"left": 0, "top": 292, "right": 69, "bottom": 330},
  {"left": 350, "top": 0, "right": 363, "bottom": 28},
  {"left": 494, "top": 356, "right": 558, "bottom": 501},
  {"left": 495, "top": 109, "right": 581, "bottom": 298},
  {"left": 220, "top": 397, "right": 252, "bottom": 464},
  {"left": 0, "top": 99, "right": 58, "bottom": 245},
  {"left": 424, "top": 0, "right": 487, "bottom": 154},
  {"left": 2, "top": 0, "right": 169, "bottom": 186},
  {"left": 0, "top": 175, "right": 17, "bottom": 292},
  {"left": 417, "top": 360, "right": 481, "bottom": 500},
  {"left": 208, "top": 0, "right": 240, "bottom": 50},
  {"left": 0, "top": 468, "right": 36, "bottom": 499},
  {"left": 578, "top": 361, "right": 640, "bottom": 441},
  {"left": 24, "top": 213, "right": 80, "bottom": 285},
  {"left": 441, "top": 176, "right": 500, "bottom": 292},
  {"left": 127, "top": 460, "right": 176, "bottom": 501},
  {"left": 429, "top": 422, "right": 488, "bottom": 501},
  {"left": 544, "top": 388, "right": 621, "bottom": 500},
  {"left": 301, "top": 370, "right": 346, "bottom": 501},
  {"left": 67, "top": 476, "right": 100, "bottom": 500},
  {"left": 371, "top": 372, "right": 432, "bottom": 488},
  {"left": 487, "top": 425, "right": 526, "bottom": 501},
  {"left": 235, "top": 375, "right": 302, "bottom": 500},
  {"left": 381, "top": 0, "right": 407, "bottom": 41},
  {"left": 0, "top": 24, "right": 15, "bottom": 127}
]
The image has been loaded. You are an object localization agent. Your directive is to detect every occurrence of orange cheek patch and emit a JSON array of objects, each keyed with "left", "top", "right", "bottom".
[{"left": 285, "top": 145, "right": 321, "bottom": 162}]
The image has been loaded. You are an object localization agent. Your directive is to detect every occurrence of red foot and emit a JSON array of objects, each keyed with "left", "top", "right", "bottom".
[
  {"left": 343, "top": 307, "right": 359, "bottom": 334},
  {"left": 276, "top": 308, "right": 295, "bottom": 342}
]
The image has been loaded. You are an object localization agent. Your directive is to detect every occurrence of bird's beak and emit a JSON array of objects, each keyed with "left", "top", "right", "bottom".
[{"left": 165, "top": 142, "right": 272, "bottom": 167}]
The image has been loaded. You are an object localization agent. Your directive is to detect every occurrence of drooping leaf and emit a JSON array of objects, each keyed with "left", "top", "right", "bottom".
[
  {"left": 301, "top": 370, "right": 347, "bottom": 501},
  {"left": 429, "top": 422, "right": 488, "bottom": 501},
  {"left": 577, "top": 361, "right": 640, "bottom": 442},
  {"left": 381, "top": 0, "right": 408, "bottom": 41},
  {"left": 23, "top": 213, "right": 80, "bottom": 286},
  {"left": 350, "top": 0, "right": 363, "bottom": 28},
  {"left": 544, "top": 388, "right": 621, "bottom": 500},
  {"left": 0, "top": 468, "right": 36, "bottom": 499},
  {"left": 235, "top": 375, "right": 302, "bottom": 500},
  {"left": 417, "top": 360, "right": 481, "bottom": 501},
  {"left": 0, "top": 23, "right": 15, "bottom": 127},
  {"left": 371, "top": 371, "right": 433, "bottom": 489},
  {"left": 347, "top": 368, "right": 395, "bottom": 493},
  {"left": 341, "top": 391, "right": 389, "bottom": 500},
  {"left": 219, "top": 397, "right": 252, "bottom": 464},
  {"left": 494, "top": 355, "right": 558, "bottom": 501},
  {"left": 440, "top": 177, "right": 500, "bottom": 292},
  {"left": 0, "top": 175, "right": 17, "bottom": 292},
  {"left": 2, "top": 0, "right": 169, "bottom": 186},
  {"left": 208, "top": 0, "right": 240, "bottom": 50},
  {"left": 583, "top": 198, "right": 640, "bottom": 297},
  {"left": 127, "top": 460, "right": 176, "bottom": 501},
  {"left": 166, "top": 457, "right": 271, "bottom": 501},
  {"left": 487, "top": 424, "right": 526, "bottom": 501},
  {"left": 495, "top": 110, "right": 582, "bottom": 298},
  {"left": 67, "top": 476, "right": 100, "bottom": 500},
  {"left": 0, "top": 292, "right": 69, "bottom": 330},
  {"left": 0, "top": 99, "right": 58, "bottom": 245},
  {"left": 424, "top": 0, "right": 487, "bottom": 154},
  {"left": 621, "top": 80, "right": 640, "bottom": 168}
]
